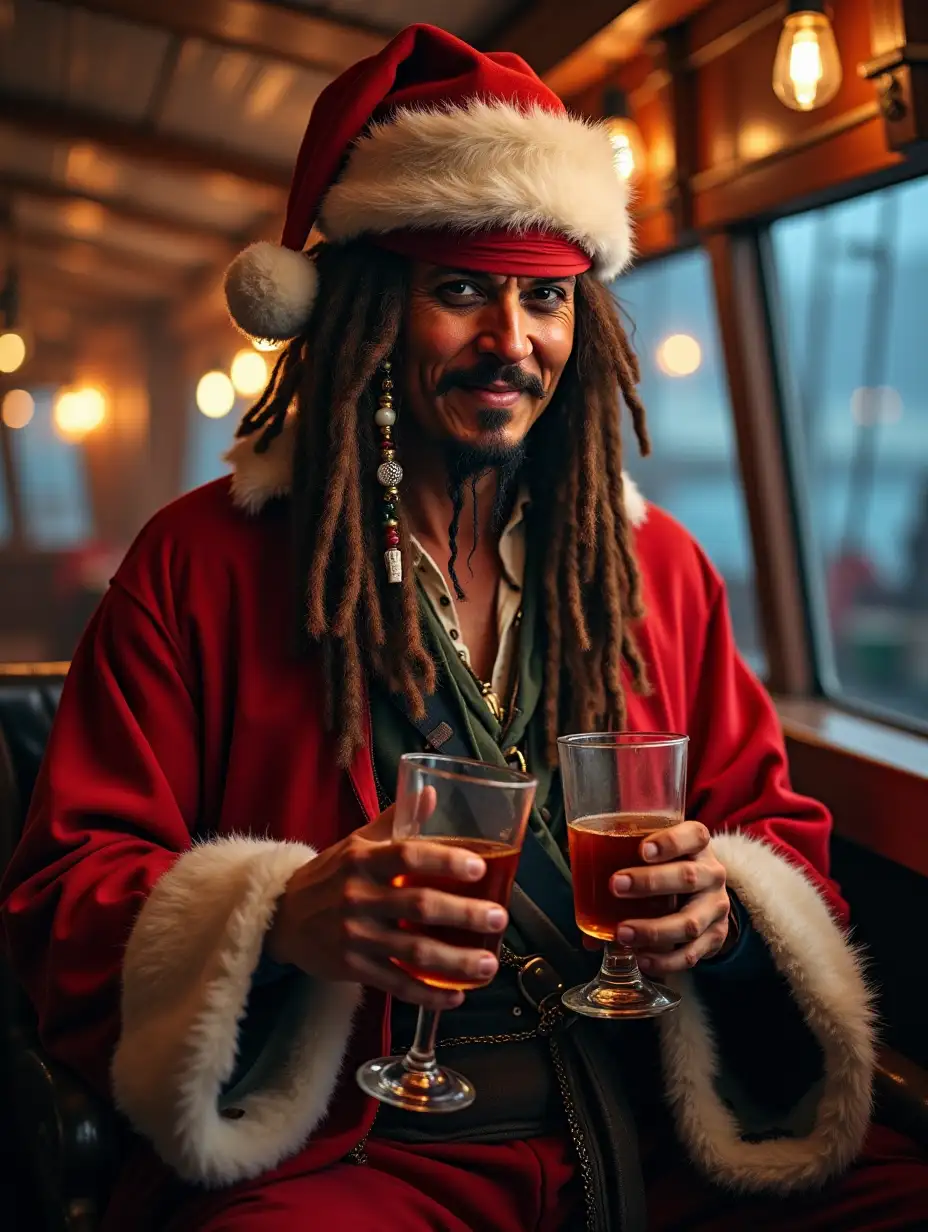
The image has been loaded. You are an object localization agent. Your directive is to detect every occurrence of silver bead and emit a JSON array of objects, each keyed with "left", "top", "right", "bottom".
[
  {"left": 385, "top": 548, "right": 402, "bottom": 584},
  {"left": 377, "top": 460, "right": 403, "bottom": 487},
  {"left": 375, "top": 407, "right": 396, "bottom": 427}
]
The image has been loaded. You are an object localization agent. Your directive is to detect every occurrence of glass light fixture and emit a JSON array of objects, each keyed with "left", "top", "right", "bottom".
[
  {"left": 53, "top": 386, "right": 107, "bottom": 440},
  {"left": 196, "top": 369, "right": 236, "bottom": 418},
  {"left": 230, "top": 348, "right": 268, "bottom": 397},
  {"left": 772, "top": 1, "right": 842, "bottom": 112},
  {"left": 1, "top": 388, "right": 34, "bottom": 429},
  {"left": 656, "top": 333, "right": 702, "bottom": 377},
  {"left": 0, "top": 330, "right": 26, "bottom": 373},
  {"left": 603, "top": 88, "right": 647, "bottom": 182}
]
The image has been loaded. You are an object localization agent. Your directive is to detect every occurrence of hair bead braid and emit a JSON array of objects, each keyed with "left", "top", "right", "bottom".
[{"left": 238, "top": 241, "right": 649, "bottom": 767}]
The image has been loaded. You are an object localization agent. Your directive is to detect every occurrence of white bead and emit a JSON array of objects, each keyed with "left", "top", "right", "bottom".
[
  {"left": 385, "top": 549, "right": 402, "bottom": 584},
  {"left": 375, "top": 407, "right": 396, "bottom": 427},
  {"left": 377, "top": 460, "right": 403, "bottom": 487}
]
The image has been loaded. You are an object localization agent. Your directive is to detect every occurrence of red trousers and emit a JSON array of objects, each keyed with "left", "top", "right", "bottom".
[{"left": 158, "top": 1123, "right": 928, "bottom": 1232}]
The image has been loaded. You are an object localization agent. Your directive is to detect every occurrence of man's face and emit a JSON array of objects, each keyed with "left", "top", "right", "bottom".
[{"left": 402, "top": 264, "right": 576, "bottom": 455}]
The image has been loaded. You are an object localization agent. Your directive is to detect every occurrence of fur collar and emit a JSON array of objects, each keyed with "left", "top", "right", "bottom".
[{"left": 224, "top": 412, "right": 648, "bottom": 527}]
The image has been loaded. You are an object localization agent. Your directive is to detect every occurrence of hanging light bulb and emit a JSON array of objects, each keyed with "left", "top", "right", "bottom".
[
  {"left": 230, "top": 347, "right": 268, "bottom": 397},
  {"left": 53, "top": 386, "right": 107, "bottom": 440},
  {"left": 603, "top": 88, "right": 647, "bottom": 182},
  {"left": 0, "top": 330, "right": 26, "bottom": 373},
  {"left": 196, "top": 369, "right": 235, "bottom": 418},
  {"left": 772, "top": 1, "right": 843, "bottom": 112},
  {"left": 1, "top": 388, "right": 34, "bottom": 429},
  {"left": 656, "top": 334, "right": 702, "bottom": 377}
]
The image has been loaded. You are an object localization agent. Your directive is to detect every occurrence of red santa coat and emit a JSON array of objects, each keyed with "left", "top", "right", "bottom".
[{"left": 0, "top": 420, "right": 874, "bottom": 1198}]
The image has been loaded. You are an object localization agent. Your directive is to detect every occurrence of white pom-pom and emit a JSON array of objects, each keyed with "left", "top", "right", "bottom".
[{"left": 223, "top": 241, "right": 318, "bottom": 341}]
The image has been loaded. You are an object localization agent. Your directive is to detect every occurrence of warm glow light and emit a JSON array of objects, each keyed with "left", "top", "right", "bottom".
[
  {"left": 772, "top": 9, "right": 842, "bottom": 112},
  {"left": 1, "top": 388, "right": 34, "bottom": 429},
  {"left": 606, "top": 117, "right": 647, "bottom": 181},
  {"left": 656, "top": 334, "right": 702, "bottom": 377},
  {"left": 0, "top": 331, "right": 26, "bottom": 373},
  {"left": 53, "top": 386, "right": 107, "bottom": 440},
  {"left": 230, "top": 348, "right": 268, "bottom": 397},
  {"left": 196, "top": 370, "right": 235, "bottom": 418},
  {"left": 251, "top": 336, "right": 284, "bottom": 353}
]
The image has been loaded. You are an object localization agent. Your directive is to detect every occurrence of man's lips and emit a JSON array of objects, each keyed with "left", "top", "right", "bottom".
[{"left": 455, "top": 385, "right": 522, "bottom": 408}]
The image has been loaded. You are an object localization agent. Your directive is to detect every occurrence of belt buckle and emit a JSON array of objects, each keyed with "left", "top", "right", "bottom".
[{"left": 517, "top": 955, "right": 565, "bottom": 1014}]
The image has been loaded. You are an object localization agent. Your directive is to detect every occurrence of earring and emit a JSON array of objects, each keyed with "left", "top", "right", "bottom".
[{"left": 375, "top": 359, "right": 402, "bottom": 584}]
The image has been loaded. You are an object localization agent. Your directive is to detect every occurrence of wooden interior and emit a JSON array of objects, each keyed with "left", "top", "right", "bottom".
[{"left": 0, "top": 1, "right": 926, "bottom": 1216}]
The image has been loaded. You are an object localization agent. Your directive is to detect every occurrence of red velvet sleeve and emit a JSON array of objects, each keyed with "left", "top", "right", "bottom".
[
  {"left": 0, "top": 577, "right": 200, "bottom": 1096},
  {"left": 685, "top": 561, "right": 848, "bottom": 925}
]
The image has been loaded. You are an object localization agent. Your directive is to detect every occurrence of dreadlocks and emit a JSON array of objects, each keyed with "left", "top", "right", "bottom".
[{"left": 236, "top": 240, "right": 651, "bottom": 767}]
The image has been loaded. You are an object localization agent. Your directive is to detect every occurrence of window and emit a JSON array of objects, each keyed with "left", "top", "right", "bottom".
[
  {"left": 610, "top": 249, "right": 765, "bottom": 673},
  {"left": 771, "top": 177, "right": 928, "bottom": 727},
  {"left": 183, "top": 397, "right": 240, "bottom": 492},
  {"left": 9, "top": 389, "right": 92, "bottom": 547}
]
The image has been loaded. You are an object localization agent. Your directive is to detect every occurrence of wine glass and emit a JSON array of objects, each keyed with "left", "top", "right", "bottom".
[
  {"left": 356, "top": 753, "right": 537, "bottom": 1112},
  {"left": 558, "top": 732, "right": 688, "bottom": 1018}
]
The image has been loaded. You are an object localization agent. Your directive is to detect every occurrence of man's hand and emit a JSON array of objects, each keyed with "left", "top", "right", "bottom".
[
  {"left": 608, "top": 820, "right": 731, "bottom": 975},
  {"left": 265, "top": 805, "right": 508, "bottom": 1010}
]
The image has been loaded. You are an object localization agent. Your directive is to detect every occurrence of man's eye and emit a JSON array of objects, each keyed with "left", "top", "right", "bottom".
[
  {"left": 532, "top": 286, "right": 566, "bottom": 303},
  {"left": 440, "top": 281, "right": 480, "bottom": 298}
]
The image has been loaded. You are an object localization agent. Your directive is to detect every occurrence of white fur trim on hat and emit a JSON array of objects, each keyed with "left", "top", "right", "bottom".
[
  {"left": 111, "top": 835, "right": 361, "bottom": 1186},
  {"left": 224, "top": 241, "right": 319, "bottom": 340},
  {"left": 320, "top": 101, "right": 633, "bottom": 280},
  {"left": 658, "top": 831, "right": 876, "bottom": 1192}
]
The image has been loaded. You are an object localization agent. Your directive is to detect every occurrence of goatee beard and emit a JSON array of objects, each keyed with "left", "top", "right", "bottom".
[{"left": 444, "top": 439, "right": 525, "bottom": 601}]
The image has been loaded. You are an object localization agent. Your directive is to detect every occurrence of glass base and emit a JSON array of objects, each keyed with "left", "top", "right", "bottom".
[
  {"left": 356, "top": 1056, "right": 476, "bottom": 1113},
  {"left": 562, "top": 973, "right": 681, "bottom": 1019}
]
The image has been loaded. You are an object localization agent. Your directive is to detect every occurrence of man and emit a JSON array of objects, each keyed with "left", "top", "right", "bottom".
[{"left": 2, "top": 22, "right": 926, "bottom": 1232}]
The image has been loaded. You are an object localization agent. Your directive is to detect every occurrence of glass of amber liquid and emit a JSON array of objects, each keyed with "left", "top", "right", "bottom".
[
  {"left": 356, "top": 753, "right": 536, "bottom": 1113},
  {"left": 558, "top": 732, "right": 688, "bottom": 1019}
]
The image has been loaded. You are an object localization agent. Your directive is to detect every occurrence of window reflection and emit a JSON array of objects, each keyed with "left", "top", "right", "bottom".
[
  {"left": 611, "top": 249, "right": 765, "bottom": 673},
  {"left": 772, "top": 177, "right": 928, "bottom": 726}
]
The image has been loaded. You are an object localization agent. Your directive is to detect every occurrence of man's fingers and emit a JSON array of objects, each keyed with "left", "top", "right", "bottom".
[
  {"left": 617, "top": 888, "right": 730, "bottom": 949},
  {"left": 637, "top": 917, "right": 731, "bottom": 975},
  {"left": 637, "top": 820, "right": 711, "bottom": 864},
  {"left": 347, "top": 922, "right": 499, "bottom": 986},
  {"left": 363, "top": 837, "right": 487, "bottom": 885},
  {"left": 347, "top": 952, "right": 465, "bottom": 1011},
  {"left": 610, "top": 858, "right": 719, "bottom": 898},
  {"left": 344, "top": 880, "right": 507, "bottom": 934}
]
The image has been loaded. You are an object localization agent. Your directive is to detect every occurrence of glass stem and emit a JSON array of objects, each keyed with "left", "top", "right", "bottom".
[
  {"left": 601, "top": 941, "right": 644, "bottom": 985},
  {"left": 404, "top": 1007, "right": 442, "bottom": 1073}
]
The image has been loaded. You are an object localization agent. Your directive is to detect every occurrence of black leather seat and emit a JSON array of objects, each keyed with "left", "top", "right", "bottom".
[{"left": 0, "top": 665, "right": 121, "bottom": 1232}]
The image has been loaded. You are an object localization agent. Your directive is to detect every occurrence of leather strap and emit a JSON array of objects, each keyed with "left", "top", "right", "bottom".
[{"left": 389, "top": 682, "right": 583, "bottom": 946}]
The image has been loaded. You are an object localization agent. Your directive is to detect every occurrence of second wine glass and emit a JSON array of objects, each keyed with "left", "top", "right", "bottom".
[{"left": 558, "top": 732, "right": 688, "bottom": 1018}]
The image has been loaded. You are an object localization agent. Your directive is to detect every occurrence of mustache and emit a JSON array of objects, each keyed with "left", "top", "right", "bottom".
[{"left": 436, "top": 359, "right": 545, "bottom": 400}]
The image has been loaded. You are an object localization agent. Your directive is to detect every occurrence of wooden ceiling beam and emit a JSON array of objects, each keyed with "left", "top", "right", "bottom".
[
  {"left": 63, "top": 0, "right": 388, "bottom": 75},
  {"left": 484, "top": 0, "right": 641, "bottom": 77},
  {"left": 14, "top": 236, "right": 177, "bottom": 299},
  {"left": 0, "top": 93, "right": 292, "bottom": 189},
  {"left": 15, "top": 223, "right": 192, "bottom": 284},
  {"left": 0, "top": 172, "right": 237, "bottom": 250},
  {"left": 538, "top": 0, "right": 713, "bottom": 99}
]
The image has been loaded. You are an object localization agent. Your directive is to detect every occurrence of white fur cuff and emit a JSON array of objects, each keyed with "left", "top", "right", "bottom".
[
  {"left": 111, "top": 836, "right": 362, "bottom": 1187},
  {"left": 659, "top": 832, "right": 876, "bottom": 1192}
]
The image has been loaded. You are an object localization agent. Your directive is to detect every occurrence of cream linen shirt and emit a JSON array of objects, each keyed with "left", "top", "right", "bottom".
[{"left": 410, "top": 493, "right": 530, "bottom": 698}]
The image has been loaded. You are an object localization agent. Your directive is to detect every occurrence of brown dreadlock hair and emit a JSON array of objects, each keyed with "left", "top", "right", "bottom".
[{"left": 236, "top": 239, "right": 651, "bottom": 768}]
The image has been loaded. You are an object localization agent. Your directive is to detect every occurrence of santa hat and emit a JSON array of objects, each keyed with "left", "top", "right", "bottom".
[{"left": 225, "top": 23, "right": 632, "bottom": 342}]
